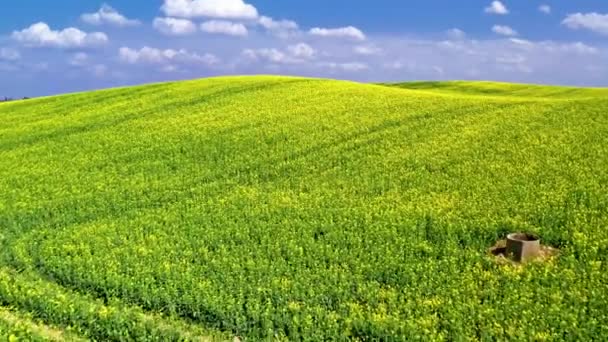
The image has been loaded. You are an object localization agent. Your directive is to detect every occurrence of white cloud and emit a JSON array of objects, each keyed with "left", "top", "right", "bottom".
[
  {"left": 161, "top": 0, "right": 258, "bottom": 19},
  {"left": 319, "top": 62, "right": 369, "bottom": 72},
  {"left": 391, "top": 38, "right": 605, "bottom": 82},
  {"left": 12, "top": 22, "right": 108, "bottom": 48},
  {"left": 509, "top": 38, "right": 533, "bottom": 46},
  {"left": 562, "top": 13, "right": 608, "bottom": 36},
  {"left": 67, "top": 53, "right": 111, "bottom": 78},
  {"left": 258, "top": 16, "right": 298, "bottom": 31},
  {"left": 0, "top": 48, "right": 20, "bottom": 61},
  {"left": 437, "top": 40, "right": 478, "bottom": 55},
  {"left": 287, "top": 43, "right": 316, "bottom": 59},
  {"left": 547, "top": 42, "right": 598, "bottom": 55},
  {"left": 243, "top": 43, "right": 317, "bottom": 64},
  {"left": 354, "top": 45, "right": 382, "bottom": 55},
  {"left": 258, "top": 16, "right": 299, "bottom": 38},
  {"left": 243, "top": 48, "right": 292, "bottom": 64},
  {"left": 539, "top": 5, "right": 551, "bottom": 15},
  {"left": 81, "top": 4, "right": 140, "bottom": 27},
  {"left": 509, "top": 39, "right": 597, "bottom": 55},
  {"left": 69, "top": 52, "right": 89, "bottom": 66},
  {"left": 446, "top": 28, "right": 466, "bottom": 40},
  {"left": 119, "top": 46, "right": 219, "bottom": 67},
  {"left": 485, "top": 1, "right": 509, "bottom": 15},
  {"left": 200, "top": 20, "right": 248, "bottom": 36},
  {"left": 119, "top": 47, "right": 155, "bottom": 64},
  {"left": 495, "top": 54, "right": 532, "bottom": 73},
  {"left": 309, "top": 26, "right": 366, "bottom": 41},
  {"left": 492, "top": 25, "right": 518, "bottom": 36},
  {"left": 567, "top": 42, "right": 598, "bottom": 55},
  {"left": 153, "top": 17, "right": 197, "bottom": 36}
]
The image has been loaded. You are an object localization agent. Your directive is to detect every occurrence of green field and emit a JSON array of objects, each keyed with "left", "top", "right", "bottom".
[{"left": 1, "top": 76, "right": 607, "bottom": 340}]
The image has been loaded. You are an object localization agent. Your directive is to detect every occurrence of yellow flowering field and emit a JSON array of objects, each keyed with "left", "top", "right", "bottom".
[{"left": 0, "top": 76, "right": 607, "bottom": 340}]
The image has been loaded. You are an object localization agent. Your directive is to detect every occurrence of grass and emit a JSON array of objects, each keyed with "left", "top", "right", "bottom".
[{"left": 0, "top": 75, "right": 607, "bottom": 340}]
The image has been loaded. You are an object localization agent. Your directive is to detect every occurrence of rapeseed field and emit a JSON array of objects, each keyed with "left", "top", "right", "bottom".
[{"left": 0, "top": 76, "right": 607, "bottom": 340}]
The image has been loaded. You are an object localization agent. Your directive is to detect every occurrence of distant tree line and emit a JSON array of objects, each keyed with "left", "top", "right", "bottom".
[{"left": 1, "top": 96, "right": 30, "bottom": 102}]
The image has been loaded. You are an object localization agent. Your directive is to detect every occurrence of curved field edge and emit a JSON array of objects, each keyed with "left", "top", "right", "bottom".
[{"left": 1, "top": 76, "right": 608, "bottom": 340}]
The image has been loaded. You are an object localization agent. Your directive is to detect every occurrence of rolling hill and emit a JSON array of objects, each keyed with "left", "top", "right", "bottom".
[{"left": 1, "top": 76, "right": 607, "bottom": 340}]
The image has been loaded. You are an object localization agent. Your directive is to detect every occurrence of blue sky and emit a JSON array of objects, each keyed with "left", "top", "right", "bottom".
[{"left": 1, "top": 0, "right": 608, "bottom": 97}]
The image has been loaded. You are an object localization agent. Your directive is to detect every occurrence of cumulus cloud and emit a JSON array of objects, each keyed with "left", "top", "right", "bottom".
[
  {"left": 81, "top": 4, "right": 140, "bottom": 27},
  {"left": 507, "top": 39, "right": 598, "bottom": 55},
  {"left": 287, "top": 43, "right": 316, "bottom": 59},
  {"left": 119, "top": 46, "right": 219, "bottom": 67},
  {"left": 242, "top": 48, "right": 293, "bottom": 64},
  {"left": 446, "top": 28, "right": 466, "bottom": 40},
  {"left": 161, "top": 0, "right": 258, "bottom": 19},
  {"left": 509, "top": 38, "right": 534, "bottom": 47},
  {"left": 66, "top": 52, "right": 110, "bottom": 78},
  {"left": 0, "top": 48, "right": 20, "bottom": 61},
  {"left": 485, "top": 1, "right": 509, "bottom": 15},
  {"left": 539, "top": 5, "right": 551, "bottom": 15},
  {"left": 568, "top": 42, "right": 599, "bottom": 54},
  {"left": 258, "top": 16, "right": 298, "bottom": 31},
  {"left": 153, "top": 17, "right": 197, "bottom": 36},
  {"left": 492, "top": 25, "right": 518, "bottom": 36},
  {"left": 69, "top": 52, "right": 89, "bottom": 66},
  {"left": 243, "top": 43, "right": 316, "bottom": 64},
  {"left": 389, "top": 37, "right": 606, "bottom": 83},
  {"left": 319, "top": 62, "right": 369, "bottom": 72},
  {"left": 12, "top": 22, "right": 108, "bottom": 48},
  {"left": 258, "top": 16, "right": 299, "bottom": 38},
  {"left": 354, "top": 45, "right": 382, "bottom": 55},
  {"left": 309, "top": 26, "right": 366, "bottom": 41},
  {"left": 243, "top": 44, "right": 366, "bottom": 74},
  {"left": 548, "top": 42, "right": 598, "bottom": 55},
  {"left": 495, "top": 54, "right": 532, "bottom": 73},
  {"left": 562, "top": 13, "right": 608, "bottom": 36},
  {"left": 200, "top": 20, "right": 248, "bottom": 36}
]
